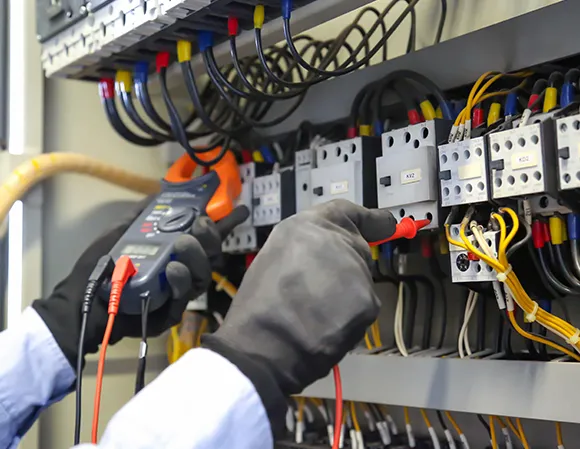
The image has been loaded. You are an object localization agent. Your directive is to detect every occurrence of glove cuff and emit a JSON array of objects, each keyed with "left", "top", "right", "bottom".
[{"left": 202, "top": 334, "right": 287, "bottom": 439}]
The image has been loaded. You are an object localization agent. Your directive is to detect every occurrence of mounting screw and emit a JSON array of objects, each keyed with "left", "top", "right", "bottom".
[{"left": 79, "top": 5, "right": 87, "bottom": 14}]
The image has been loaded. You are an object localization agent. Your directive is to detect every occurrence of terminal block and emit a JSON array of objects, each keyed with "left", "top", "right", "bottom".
[
  {"left": 438, "top": 137, "right": 490, "bottom": 207},
  {"left": 448, "top": 225, "right": 498, "bottom": 283},
  {"left": 489, "top": 121, "right": 557, "bottom": 199},
  {"left": 253, "top": 169, "right": 296, "bottom": 227},
  {"left": 309, "top": 137, "right": 381, "bottom": 208},
  {"left": 555, "top": 113, "right": 580, "bottom": 191},
  {"left": 295, "top": 148, "right": 316, "bottom": 213},
  {"left": 222, "top": 163, "right": 259, "bottom": 254},
  {"left": 376, "top": 120, "right": 451, "bottom": 230}
]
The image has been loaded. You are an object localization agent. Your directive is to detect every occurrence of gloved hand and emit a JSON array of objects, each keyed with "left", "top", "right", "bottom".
[
  {"left": 203, "top": 199, "right": 396, "bottom": 434},
  {"left": 32, "top": 198, "right": 248, "bottom": 368}
]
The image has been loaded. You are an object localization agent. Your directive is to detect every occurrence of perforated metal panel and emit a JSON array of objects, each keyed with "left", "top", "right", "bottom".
[
  {"left": 253, "top": 168, "right": 295, "bottom": 227},
  {"left": 438, "top": 137, "right": 489, "bottom": 207},
  {"left": 489, "top": 122, "right": 556, "bottom": 199},
  {"left": 295, "top": 148, "right": 316, "bottom": 213}
]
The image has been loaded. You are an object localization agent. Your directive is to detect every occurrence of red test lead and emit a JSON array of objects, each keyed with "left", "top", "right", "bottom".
[{"left": 369, "top": 217, "right": 431, "bottom": 247}]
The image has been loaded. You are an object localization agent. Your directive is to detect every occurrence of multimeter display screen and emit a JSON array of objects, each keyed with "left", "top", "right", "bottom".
[{"left": 122, "top": 244, "right": 160, "bottom": 256}]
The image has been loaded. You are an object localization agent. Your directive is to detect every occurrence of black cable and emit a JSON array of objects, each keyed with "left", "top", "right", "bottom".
[
  {"left": 477, "top": 414, "right": 491, "bottom": 437},
  {"left": 554, "top": 244, "right": 580, "bottom": 289},
  {"left": 524, "top": 321, "right": 540, "bottom": 358},
  {"left": 536, "top": 246, "right": 576, "bottom": 295},
  {"left": 74, "top": 256, "right": 115, "bottom": 446},
  {"left": 526, "top": 241, "right": 562, "bottom": 299},
  {"left": 135, "top": 295, "right": 152, "bottom": 395},
  {"left": 436, "top": 411, "right": 448, "bottom": 431},
  {"left": 403, "top": 0, "right": 417, "bottom": 54},
  {"left": 119, "top": 90, "right": 173, "bottom": 141},
  {"left": 102, "top": 98, "right": 162, "bottom": 147},
  {"left": 435, "top": 0, "right": 447, "bottom": 44}
]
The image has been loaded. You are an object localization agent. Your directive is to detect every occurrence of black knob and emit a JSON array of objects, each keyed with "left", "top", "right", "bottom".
[{"left": 158, "top": 207, "right": 197, "bottom": 232}]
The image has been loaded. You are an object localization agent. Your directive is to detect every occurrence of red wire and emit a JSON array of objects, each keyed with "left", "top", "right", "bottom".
[
  {"left": 332, "top": 365, "right": 343, "bottom": 449},
  {"left": 91, "top": 314, "right": 115, "bottom": 443}
]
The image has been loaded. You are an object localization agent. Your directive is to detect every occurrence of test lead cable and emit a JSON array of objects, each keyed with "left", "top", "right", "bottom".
[
  {"left": 92, "top": 256, "right": 137, "bottom": 443},
  {"left": 74, "top": 255, "right": 116, "bottom": 446},
  {"left": 135, "top": 295, "right": 152, "bottom": 395}
]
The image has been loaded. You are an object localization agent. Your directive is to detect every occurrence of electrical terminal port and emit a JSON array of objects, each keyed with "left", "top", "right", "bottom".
[
  {"left": 448, "top": 224, "right": 498, "bottom": 283},
  {"left": 555, "top": 113, "right": 580, "bottom": 191}
]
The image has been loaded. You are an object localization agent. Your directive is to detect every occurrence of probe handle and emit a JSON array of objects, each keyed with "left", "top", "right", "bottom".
[{"left": 369, "top": 217, "right": 430, "bottom": 247}]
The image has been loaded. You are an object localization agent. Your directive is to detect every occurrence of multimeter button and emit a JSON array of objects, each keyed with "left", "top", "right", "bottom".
[{"left": 158, "top": 208, "right": 197, "bottom": 232}]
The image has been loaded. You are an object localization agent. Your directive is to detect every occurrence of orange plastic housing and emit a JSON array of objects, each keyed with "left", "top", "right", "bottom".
[{"left": 164, "top": 148, "right": 241, "bottom": 222}]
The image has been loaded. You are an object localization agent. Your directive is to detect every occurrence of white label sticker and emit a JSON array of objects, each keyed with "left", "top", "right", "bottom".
[
  {"left": 401, "top": 168, "right": 422, "bottom": 185},
  {"left": 262, "top": 192, "right": 280, "bottom": 206},
  {"left": 458, "top": 163, "right": 482, "bottom": 180},
  {"left": 511, "top": 152, "right": 537, "bottom": 170},
  {"left": 330, "top": 180, "right": 349, "bottom": 195},
  {"left": 406, "top": 424, "right": 416, "bottom": 448}
]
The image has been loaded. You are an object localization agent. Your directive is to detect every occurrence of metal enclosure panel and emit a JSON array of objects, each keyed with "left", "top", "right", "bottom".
[
  {"left": 222, "top": 162, "right": 257, "bottom": 253},
  {"left": 448, "top": 225, "right": 498, "bottom": 283},
  {"left": 489, "top": 122, "right": 556, "bottom": 199},
  {"left": 556, "top": 114, "right": 580, "bottom": 190},
  {"left": 438, "top": 137, "right": 489, "bottom": 206},
  {"left": 310, "top": 161, "right": 363, "bottom": 206},
  {"left": 295, "top": 149, "right": 316, "bottom": 213},
  {"left": 377, "top": 121, "right": 449, "bottom": 230},
  {"left": 253, "top": 172, "right": 282, "bottom": 227},
  {"left": 0, "top": 0, "right": 6, "bottom": 149}
]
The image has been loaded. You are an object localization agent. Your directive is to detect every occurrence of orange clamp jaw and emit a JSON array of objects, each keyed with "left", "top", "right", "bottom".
[
  {"left": 369, "top": 217, "right": 431, "bottom": 247},
  {"left": 164, "top": 147, "right": 241, "bottom": 222}
]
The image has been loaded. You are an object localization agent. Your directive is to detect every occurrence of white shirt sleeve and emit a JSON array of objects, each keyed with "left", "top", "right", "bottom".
[{"left": 76, "top": 348, "right": 274, "bottom": 449}]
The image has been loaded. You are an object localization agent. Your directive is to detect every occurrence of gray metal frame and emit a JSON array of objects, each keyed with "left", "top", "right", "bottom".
[
  {"left": 303, "top": 354, "right": 580, "bottom": 424},
  {"left": 0, "top": 0, "right": 8, "bottom": 150}
]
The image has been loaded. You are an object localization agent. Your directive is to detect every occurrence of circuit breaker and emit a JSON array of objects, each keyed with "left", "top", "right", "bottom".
[
  {"left": 222, "top": 163, "right": 258, "bottom": 254},
  {"left": 377, "top": 120, "right": 451, "bottom": 230},
  {"left": 448, "top": 225, "right": 498, "bottom": 283},
  {"left": 309, "top": 137, "right": 381, "bottom": 208},
  {"left": 438, "top": 137, "right": 490, "bottom": 207},
  {"left": 488, "top": 121, "right": 557, "bottom": 199},
  {"left": 295, "top": 149, "right": 316, "bottom": 213},
  {"left": 253, "top": 169, "right": 296, "bottom": 227},
  {"left": 555, "top": 113, "right": 580, "bottom": 191}
]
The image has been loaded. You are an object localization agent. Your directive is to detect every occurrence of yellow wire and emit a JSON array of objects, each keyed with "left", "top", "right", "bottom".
[
  {"left": 489, "top": 416, "right": 498, "bottom": 449},
  {"left": 556, "top": 422, "right": 564, "bottom": 446},
  {"left": 404, "top": 407, "right": 411, "bottom": 425},
  {"left": 350, "top": 402, "right": 361, "bottom": 432},
  {"left": 372, "top": 321, "right": 383, "bottom": 347},
  {"left": 211, "top": 272, "right": 238, "bottom": 298},
  {"left": 310, "top": 398, "right": 322, "bottom": 407},
  {"left": 516, "top": 418, "right": 530, "bottom": 449},
  {"left": 444, "top": 411, "right": 463, "bottom": 437},
  {"left": 364, "top": 332, "right": 374, "bottom": 350},
  {"left": 420, "top": 409, "right": 432, "bottom": 428},
  {"left": 504, "top": 417, "right": 522, "bottom": 443},
  {"left": 297, "top": 397, "right": 305, "bottom": 423}
]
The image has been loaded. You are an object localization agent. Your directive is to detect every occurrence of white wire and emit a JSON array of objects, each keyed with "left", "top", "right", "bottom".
[
  {"left": 458, "top": 291, "right": 478, "bottom": 358},
  {"left": 394, "top": 282, "right": 409, "bottom": 357}
]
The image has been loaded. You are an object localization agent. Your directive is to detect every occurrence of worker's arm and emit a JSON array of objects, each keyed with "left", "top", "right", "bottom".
[
  {"left": 76, "top": 348, "right": 273, "bottom": 449},
  {"left": 0, "top": 307, "right": 76, "bottom": 449}
]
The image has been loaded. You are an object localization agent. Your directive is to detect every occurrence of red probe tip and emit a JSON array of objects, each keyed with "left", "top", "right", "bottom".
[{"left": 369, "top": 217, "right": 431, "bottom": 247}]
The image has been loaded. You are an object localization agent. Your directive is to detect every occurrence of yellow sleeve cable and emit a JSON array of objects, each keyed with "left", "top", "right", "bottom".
[
  {"left": 350, "top": 402, "right": 361, "bottom": 432},
  {"left": 297, "top": 397, "right": 305, "bottom": 423},
  {"left": 195, "top": 318, "right": 208, "bottom": 347},
  {"left": 556, "top": 422, "right": 564, "bottom": 447},
  {"left": 516, "top": 418, "right": 530, "bottom": 449},
  {"left": 504, "top": 417, "right": 522, "bottom": 443},
  {"left": 444, "top": 411, "right": 463, "bottom": 437},
  {"left": 404, "top": 407, "right": 411, "bottom": 425},
  {"left": 489, "top": 416, "right": 498, "bottom": 449},
  {"left": 364, "top": 332, "right": 374, "bottom": 350},
  {"left": 453, "top": 207, "right": 580, "bottom": 359},
  {"left": 372, "top": 320, "right": 383, "bottom": 347},
  {"left": 419, "top": 409, "right": 432, "bottom": 428}
]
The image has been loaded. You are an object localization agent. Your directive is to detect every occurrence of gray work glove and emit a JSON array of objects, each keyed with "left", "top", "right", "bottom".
[{"left": 203, "top": 199, "right": 397, "bottom": 435}]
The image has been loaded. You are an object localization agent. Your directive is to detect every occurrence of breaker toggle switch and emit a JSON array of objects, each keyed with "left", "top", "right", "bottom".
[
  {"left": 490, "top": 159, "right": 505, "bottom": 171},
  {"left": 559, "top": 147, "right": 571, "bottom": 160},
  {"left": 379, "top": 176, "right": 392, "bottom": 187},
  {"left": 313, "top": 186, "right": 324, "bottom": 196},
  {"left": 439, "top": 170, "right": 452, "bottom": 181}
]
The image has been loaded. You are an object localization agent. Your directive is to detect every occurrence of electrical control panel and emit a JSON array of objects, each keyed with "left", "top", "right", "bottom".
[
  {"left": 438, "top": 137, "right": 490, "bottom": 207},
  {"left": 488, "top": 121, "right": 557, "bottom": 199},
  {"left": 555, "top": 113, "right": 580, "bottom": 191},
  {"left": 448, "top": 225, "right": 498, "bottom": 283},
  {"left": 253, "top": 169, "right": 296, "bottom": 228},
  {"left": 377, "top": 120, "right": 451, "bottom": 230},
  {"left": 222, "top": 163, "right": 257, "bottom": 254},
  {"left": 295, "top": 149, "right": 316, "bottom": 213},
  {"left": 309, "top": 137, "right": 381, "bottom": 208}
]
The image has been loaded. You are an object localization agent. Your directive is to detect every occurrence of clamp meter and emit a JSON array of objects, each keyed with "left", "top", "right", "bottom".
[{"left": 104, "top": 148, "right": 241, "bottom": 315}]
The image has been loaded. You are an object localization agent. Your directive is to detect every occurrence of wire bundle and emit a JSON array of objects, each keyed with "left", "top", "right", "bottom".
[{"left": 446, "top": 207, "right": 580, "bottom": 361}]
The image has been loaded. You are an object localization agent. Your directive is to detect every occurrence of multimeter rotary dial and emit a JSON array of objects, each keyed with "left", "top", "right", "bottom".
[{"left": 157, "top": 207, "right": 197, "bottom": 232}]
